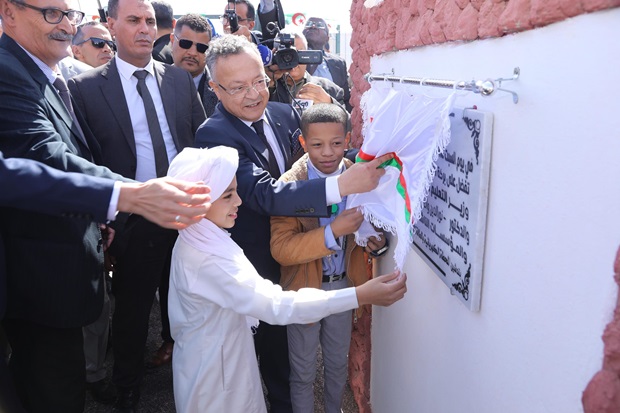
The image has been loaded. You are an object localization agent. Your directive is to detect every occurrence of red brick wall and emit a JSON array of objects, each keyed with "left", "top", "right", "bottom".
[
  {"left": 348, "top": 0, "right": 620, "bottom": 146},
  {"left": 347, "top": 1, "right": 620, "bottom": 410}
]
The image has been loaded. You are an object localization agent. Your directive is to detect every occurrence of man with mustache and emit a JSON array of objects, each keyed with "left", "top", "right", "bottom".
[
  {"left": 0, "top": 0, "right": 209, "bottom": 411},
  {"left": 171, "top": 13, "right": 218, "bottom": 118},
  {"left": 68, "top": 0, "right": 206, "bottom": 411}
]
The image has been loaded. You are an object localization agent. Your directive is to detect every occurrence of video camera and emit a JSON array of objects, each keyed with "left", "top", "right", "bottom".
[
  {"left": 264, "top": 27, "right": 323, "bottom": 71},
  {"left": 224, "top": 5, "right": 239, "bottom": 33}
]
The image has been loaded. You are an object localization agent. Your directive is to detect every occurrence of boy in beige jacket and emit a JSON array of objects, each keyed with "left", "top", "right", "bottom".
[{"left": 270, "top": 103, "right": 388, "bottom": 413}]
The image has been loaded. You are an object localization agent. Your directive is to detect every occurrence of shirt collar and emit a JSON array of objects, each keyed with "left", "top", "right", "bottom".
[
  {"left": 240, "top": 113, "right": 268, "bottom": 129},
  {"left": 19, "top": 44, "right": 57, "bottom": 84},
  {"left": 115, "top": 55, "right": 155, "bottom": 81}
]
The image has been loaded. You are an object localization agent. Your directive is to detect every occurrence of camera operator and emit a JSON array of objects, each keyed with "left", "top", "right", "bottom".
[
  {"left": 265, "top": 29, "right": 345, "bottom": 113},
  {"left": 222, "top": 0, "right": 284, "bottom": 45},
  {"left": 221, "top": 0, "right": 261, "bottom": 43}
]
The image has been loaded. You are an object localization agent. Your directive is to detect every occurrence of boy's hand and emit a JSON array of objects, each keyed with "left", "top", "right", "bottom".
[
  {"left": 365, "top": 235, "right": 386, "bottom": 253},
  {"left": 330, "top": 208, "right": 364, "bottom": 238}
]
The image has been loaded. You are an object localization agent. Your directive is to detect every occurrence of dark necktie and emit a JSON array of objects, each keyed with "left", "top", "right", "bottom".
[
  {"left": 251, "top": 120, "right": 280, "bottom": 179},
  {"left": 53, "top": 76, "right": 89, "bottom": 154},
  {"left": 133, "top": 70, "right": 169, "bottom": 177}
]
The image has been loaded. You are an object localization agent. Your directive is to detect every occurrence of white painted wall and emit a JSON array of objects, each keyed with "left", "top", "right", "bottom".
[{"left": 369, "top": 8, "right": 620, "bottom": 413}]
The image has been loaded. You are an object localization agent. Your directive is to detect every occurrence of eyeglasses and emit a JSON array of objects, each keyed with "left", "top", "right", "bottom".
[
  {"left": 174, "top": 35, "right": 208, "bottom": 54},
  {"left": 217, "top": 77, "right": 270, "bottom": 98},
  {"left": 74, "top": 37, "right": 116, "bottom": 51},
  {"left": 304, "top": 20, "right": 327, "bottom": 30},
  {"left": 9, "top": 0, "right": 84, "bottom": 25},
  {"left": 219, "top": 15, "right": 253, "bottom": 24}
]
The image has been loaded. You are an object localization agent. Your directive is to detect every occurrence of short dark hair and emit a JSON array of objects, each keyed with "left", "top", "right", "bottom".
[
  {"left": 73, "top": 21, "right": 106, "bottom": 45},
  {"left": 107, "top": 0, "right": 119, "bottom": 19},
  {"left": 300, "top": 104, "right": 348, "bottom": 137},
  {"left": 175, "top": 13, "right": 211, "bottom": 41},
  {"left": 232, "top": 0, "right": 255, "bottom": 21},
  {"left": 151, "top": 1, "right": 174, "bottom": 29}
]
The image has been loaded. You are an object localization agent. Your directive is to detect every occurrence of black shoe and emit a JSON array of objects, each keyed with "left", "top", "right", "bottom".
[
  {"left": 112, "top": 387, "right": 140, "bottom": 413},
  {"left": 87, "top": 378, "right": 117, "bottom": 405}
]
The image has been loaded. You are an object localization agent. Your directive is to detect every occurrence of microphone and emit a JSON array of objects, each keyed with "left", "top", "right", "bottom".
[{"left": 257, "top": 44, "right": 273, "bottom": 66}]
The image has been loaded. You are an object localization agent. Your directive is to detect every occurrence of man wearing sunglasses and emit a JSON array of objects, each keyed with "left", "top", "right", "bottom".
[
  {"left": 72, "top": 21, "right": 115, "bottom": 68},
  {"left": 171, "top": 14, "right": 218, "bottom": 118},
  {"left": 303, "top": 17, "right": 352, "bottom": 112}
]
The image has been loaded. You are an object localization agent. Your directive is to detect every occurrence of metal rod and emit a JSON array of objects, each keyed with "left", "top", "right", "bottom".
[{"left": 364, "top": 67, "right": 520, "bottom": 104}]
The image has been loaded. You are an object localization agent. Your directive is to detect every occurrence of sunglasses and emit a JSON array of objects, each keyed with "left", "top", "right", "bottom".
[
  {"left": 174, "top": 35, "right": 209, "bottom": 54},
  {"left": 304, "top": 21, "right": 327, "bottom": 30},
  {"left": 75, "top": 37, "right": 116, "bottom": 51}
]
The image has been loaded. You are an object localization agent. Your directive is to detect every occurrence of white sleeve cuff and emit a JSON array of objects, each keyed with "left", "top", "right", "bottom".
[
  {"left": 107, "top": 181, "right": 122, "bottom": 222},
  {"left": 325, "top": 176, "right": 343, "bottom": 206}
]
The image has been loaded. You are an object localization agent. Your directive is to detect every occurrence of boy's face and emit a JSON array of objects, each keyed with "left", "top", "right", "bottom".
[
  {"left": 300, "top": 122, "right": 350, "bottom": 175},
  {"left": 205, "top": 176, "right": 242, "bottom": 229}
]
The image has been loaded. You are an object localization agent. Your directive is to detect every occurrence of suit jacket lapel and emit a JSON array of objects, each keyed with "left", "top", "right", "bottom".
[
  {"left": 100, "top": 59, "right": 136, "bottom": 158},
  {"left": 155, "top": 63, "right": 181, "bottom": 151},
  {"left": 1, "top": 35, "right": 93, "bottom": 157},
  {"left": 218, "top": 104, "right": 271, "bottom": 170},
  {"left": 264, "top": 108, "right": 292, "bottom": 168}
]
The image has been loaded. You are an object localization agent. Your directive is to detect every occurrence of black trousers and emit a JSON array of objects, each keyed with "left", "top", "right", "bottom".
[
  {"left": 110, "top": 217, "right": 177, "bottom": 389},
  {"left": 3, "top": 319, "right": 85, "bottom": 413},
  {"left": 254, "top": 321, "right": 293, "bottom": 413}
]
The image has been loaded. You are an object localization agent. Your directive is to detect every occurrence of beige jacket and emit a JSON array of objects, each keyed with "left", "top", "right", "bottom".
[{"left": 270, "top": 154, "right": 369, "bottom": 294}]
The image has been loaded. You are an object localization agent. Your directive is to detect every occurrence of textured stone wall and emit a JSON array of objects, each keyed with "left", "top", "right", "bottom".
[
  {"left": 582, "top": 247, "right": 620, "bottom": 413},
  {"left": 347, "top": 0, "right": 620, "bottom": 410},
  {"left": 348, "top": 0, "right": 620, "bottom": 146}
]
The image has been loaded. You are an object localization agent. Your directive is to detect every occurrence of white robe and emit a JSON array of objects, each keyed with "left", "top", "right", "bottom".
[{"left": 168, "top": 237, "right": 359, "bottom": 413}]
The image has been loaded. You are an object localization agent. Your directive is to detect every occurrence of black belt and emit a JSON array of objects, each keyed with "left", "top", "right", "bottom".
[{"left": 322, "top": 273, "right": 346, "bottom": 283}]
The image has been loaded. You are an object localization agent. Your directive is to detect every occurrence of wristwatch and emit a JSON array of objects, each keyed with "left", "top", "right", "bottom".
[{"left": 368, "top": 237, "right": 389, "bottom": 258}]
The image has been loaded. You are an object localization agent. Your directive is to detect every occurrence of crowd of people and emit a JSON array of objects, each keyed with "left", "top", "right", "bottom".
[{"left": 0, "top": 1, "right": 407, "bottom": 412}]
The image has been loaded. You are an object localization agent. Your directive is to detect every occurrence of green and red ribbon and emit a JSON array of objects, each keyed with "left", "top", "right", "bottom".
[{"left": 356, "top": 150, "right": 412, "bottom": 223}]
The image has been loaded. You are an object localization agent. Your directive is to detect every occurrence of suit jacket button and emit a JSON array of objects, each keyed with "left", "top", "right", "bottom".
[{"left": 309, "top": 208, "right": 315, "bottom": 213}]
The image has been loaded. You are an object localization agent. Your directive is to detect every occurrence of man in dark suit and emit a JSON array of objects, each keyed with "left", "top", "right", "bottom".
[
  {"left": 150, "top": 0, "right": 174, "bottom": 64},
  {"left": 68, "top": 0, "right": 206, "bottom": 411},
  {"left": 0, "top": 151, "right": 212, "bottom": 413},
  {"left": 303, "top": 17, "right": 352, "bottom": 112},
  {"left": 170, "top": 13, "right": 218, "bottom": 117},
  {"left": 0, "top": 0, "right": 210, "bottom": 409},
  {"left": 196, "top": 34, "right": 390, "bottom": 413}
]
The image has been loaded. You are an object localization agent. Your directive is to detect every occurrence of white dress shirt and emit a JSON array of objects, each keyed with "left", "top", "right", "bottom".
[{"left": 115, "top": 56, "right": 178, "bottom": 182}]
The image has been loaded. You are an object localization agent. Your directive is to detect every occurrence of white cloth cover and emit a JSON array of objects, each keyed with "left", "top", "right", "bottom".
[
  {"left": 166, "top": 146, "right": 360, "bottom": 413},
  {"left": 347, "top": 85, "right": 456, "bottom": 270}
]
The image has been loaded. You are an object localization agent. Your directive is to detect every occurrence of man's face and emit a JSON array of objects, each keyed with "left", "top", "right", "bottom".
[
  {"left": 171, "top": 25, "right": 210, "bottom": 78},
  {"left": 303, "top": 17, "right": 328, "bottom": 50},
  {"left": 210, "top": 51, "right": 268, "bottom": 122},
  {"left": 72, "top": 24, "right": 114, "bottom": 67},
  {"left": 288, "top": 36, "right": 307, "bottom": 82},
  {"left": 222, "top": 3, "right": 254, "bottom": 34},
  {"left": 107, "top": 0, "right": 156, "bottom": 67},
  {"left": 3, "top": 0, "right": 79, "bottom": 68}
]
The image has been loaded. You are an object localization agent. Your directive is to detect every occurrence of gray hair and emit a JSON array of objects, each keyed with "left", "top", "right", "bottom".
[{"left": 205, "top": 34, "right": 261, "bottom": 82}]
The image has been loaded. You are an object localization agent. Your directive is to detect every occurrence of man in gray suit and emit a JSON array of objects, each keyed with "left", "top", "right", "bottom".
[
  {"left": 267, "top": 28, "right": 345, "bottom": 113},
  {"left": 68, "top": 0, "right": 206, "bottom": 411},
  {"left": 303, "top": 17, "right": 352, "bottom": 112}
]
